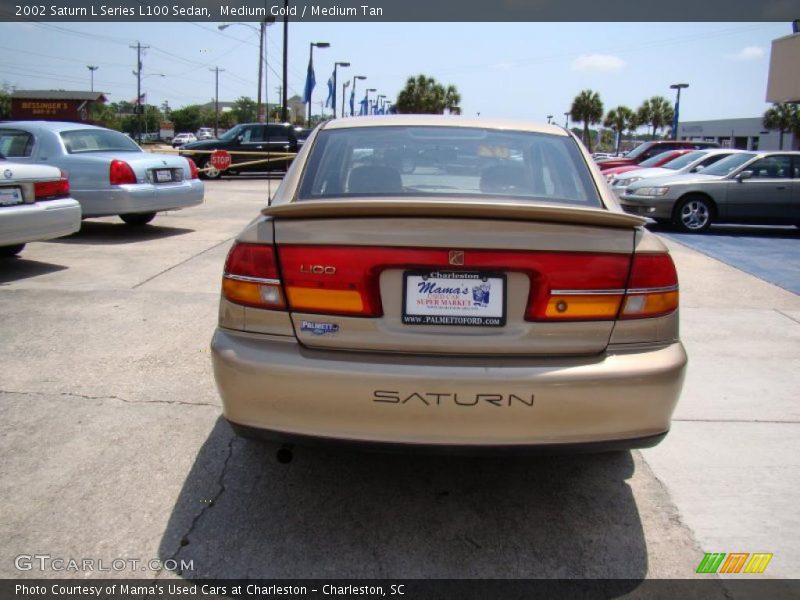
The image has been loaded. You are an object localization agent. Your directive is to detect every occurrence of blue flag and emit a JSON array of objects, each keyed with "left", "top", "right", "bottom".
[
  {"left": 303, "top": 56, "right": 315, "bottom": 104},
  {"left": 359, "top": 94, "right": 368, "bottom": 116},
  {"left": 325, "top": 72, "right": 335, "bottom": 109}
]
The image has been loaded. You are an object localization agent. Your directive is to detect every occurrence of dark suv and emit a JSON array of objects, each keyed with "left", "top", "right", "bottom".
[
  {"left": 596, "top": 140, "right": 719, "bottom": 171},
  {"left": 180, "top": 123, "right": 301, "bottom": 178}
]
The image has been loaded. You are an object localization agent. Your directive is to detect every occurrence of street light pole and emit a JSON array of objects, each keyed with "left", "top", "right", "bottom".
[
  {"left": 547, "top": 114, "right": 553, "bottom": 124},
  {"left": 670, "top": 83, "right": 689, "bottom": 140},
  {"left": 306, "top": 42, "right": 330, "bottom": 126},
  {"left": 210, "top": 67, "right": 224, "bottom": 137},
  {"left": 332, "top": 61, "right": 350, "bottom": 119},
  {"left": 87, "top": 65, "right": 98, "bottom": 92},
  {"left": 351, "top": 75, "right": 366, "bottom": 116},
  {"left": 341, "top": 80, "right": 350, "bottom": 118},
  {"left": 564, "top": 112, "right": 570, "bottom": 129},
  {"left": 282, "top": 0, "right": 289, "bottom": 122},
  {"left": 219, "top": 21, "right": 274, "bottom": 123},
  {"left": 365, "top": 88, "right": 376, "bottom": 115},
  {"left": 377, "top": 94, "right": 385, "bottom": 115}
]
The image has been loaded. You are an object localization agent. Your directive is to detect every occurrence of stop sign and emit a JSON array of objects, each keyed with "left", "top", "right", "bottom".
[{"left": 209, "top": 149, "right": 231, "bottom": 171}]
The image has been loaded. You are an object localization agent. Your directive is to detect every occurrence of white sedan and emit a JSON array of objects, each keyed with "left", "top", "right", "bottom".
[{"left": 0, "top": 156, "right": 81, "bottom": 257}]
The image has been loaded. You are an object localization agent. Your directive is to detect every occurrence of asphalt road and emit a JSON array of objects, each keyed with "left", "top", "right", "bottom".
[{"left": 0, "top": 179, "right": 798, "bottom": 588}]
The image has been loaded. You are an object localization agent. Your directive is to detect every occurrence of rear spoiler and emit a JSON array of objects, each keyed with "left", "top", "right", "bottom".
[{"left": 262, "top": 199, "right": 646, "bottom": 229}]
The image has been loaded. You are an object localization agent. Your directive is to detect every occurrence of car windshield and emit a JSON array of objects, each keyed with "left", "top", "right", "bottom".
[
  {"left": 218, "top": 125, "right": 245, "bottom": 141},
  {"left": 61, "top": 129, "right": 141, "bottom": 154},
  {"left": 700, "top": 152, "right": 756, "bottom": 176},
  {"left": 639, "top": 152, "right": 677, "bottom": 167},
  {"left": 298, "top": 126, "right": 602, "bottom": 207},
  {"left": 624, "top": 143, "right": 653, "bottom": 159},
  {"left": 661, "top": 150, "right": 707, "bottom": 170}
]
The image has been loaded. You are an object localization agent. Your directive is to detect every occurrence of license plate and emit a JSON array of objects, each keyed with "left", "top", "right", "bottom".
[
  {"left": 0, "top": 186, "right": 23, "bottom": 206},
  {"left": 403, "top": 271, "right": 506, "bottom": 327},
  {"left": 154, "top": 169, "right": 173, "bottom": 183}
]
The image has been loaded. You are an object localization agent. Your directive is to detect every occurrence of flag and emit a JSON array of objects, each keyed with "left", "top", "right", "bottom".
[
  {"left": 132, "top": 92, "right": 146, "bottom": 105},
  {"left": 325, "top": 71, "right": 335, "bottom": 109},
  {"left": 349, "top": 89, "right": 355, "bottom": 116},
  {"left": 303, "top": 56, "right": 315, "bottom": 104},
  {"left": 359, "top": 94, "right": 368, "bottom": 116}
]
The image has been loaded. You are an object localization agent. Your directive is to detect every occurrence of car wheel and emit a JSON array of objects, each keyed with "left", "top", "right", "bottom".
[
  {"left": 673, "top": 195, "right": 713, "bottom": 233},
  {"left": 0, "top": 243, "right": 25, "bottom": 257},
  {"left": 120, "top": 212, "right": 156, "bottom": 226},
  {"left": 202, "top": 160, "right": 222, "bottom": 180}
]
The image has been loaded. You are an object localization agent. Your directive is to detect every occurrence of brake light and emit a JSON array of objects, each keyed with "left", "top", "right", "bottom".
[
  {"left": 109, "top": 160, "right": 137, "bottom": 185},
  {"left": 186, "top": 158, "right": 199, "bottom": 179},
  {"left": 34, "top": 177, "right": 70, "bottom": 200},
  {"left": 620, "top": 253, "right": 679, "bottom": 319},
  {"left": 222, "top": 242, "right": 285, "bottom": 310}
]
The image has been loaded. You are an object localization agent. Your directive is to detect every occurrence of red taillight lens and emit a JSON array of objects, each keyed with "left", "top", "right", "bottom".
[
  {"left": 34, "top": 178, "right": 70, "bottom": 200},
  {"left": 222, "top": 242, "right": 285, "bottom": 310},
  {"left": 186, "top": 158, "right": 199, "bottom": 179},
  {"left": 109, "top": 160, "right": 137, "bottom": 185},
  {"left": 620, "top": 253, "right": 679, "bottom": 319}
]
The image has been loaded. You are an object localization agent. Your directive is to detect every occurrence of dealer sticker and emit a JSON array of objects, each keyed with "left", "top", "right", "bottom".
[{"left": 403, "top": 271, "right": 506, "bottom": 327}]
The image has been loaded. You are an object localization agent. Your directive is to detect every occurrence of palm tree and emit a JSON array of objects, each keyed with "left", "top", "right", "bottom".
[
  {"left": 637, "top": 96, "right": 674, "bottom": 138},
  {"left": 603, "top": 106, "right": 635, "bottom": 155},
  {"left": 570, "top": 90, "right": 604, "bottom": 152},
  {"left": 395, "top": 75, "right": 461, "bottom": 114},
  {"left": 762, "top": 103, "right": 798, "bottom": 150}
]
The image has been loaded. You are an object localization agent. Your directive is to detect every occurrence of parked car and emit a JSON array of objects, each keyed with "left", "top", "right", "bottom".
[
  {"left": 602, "top": 149, "right": 695, "bottom": 181},
  {"left": 619, "top": 151, "right": 800, "bottom": 232},
  {"left": 211, "top": 116, "right": 687, "bottom": 455},
  {"left": 608, "top": 149, "right": 746, "bottom": 197},
  {"left": 196, "top": 128, "right": 214, "bottom": 140},
  {"left": 180, "top": 122, "right": 301, "bottom": 179},
  {"left": 0, "top": 122, "right": 204, "bottom": 226},
  {"left": 172, "top": 133, "right": 197, "bottom": 148},
  {"left": 596, "top": 140, "right": 720, "bottom": 171},
  {"left": 0, "top": 153, "right": 81, "bottom": 256}
]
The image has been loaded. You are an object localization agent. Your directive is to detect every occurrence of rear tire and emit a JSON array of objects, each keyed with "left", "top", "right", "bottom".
[
  {"left": 673, "top": 195, "right": 713, "bottom": 233},
  {"left": 202, "top": 160, "right": 222, "bottom": 180},
  {"left": 120, "top": 212, "right": 156, "bottom": 226},
  {"left": 0, "top": 243, "right": 25, "bottom": 257}
]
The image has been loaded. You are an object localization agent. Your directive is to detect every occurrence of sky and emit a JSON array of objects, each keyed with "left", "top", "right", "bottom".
[{"left": 0, "top": 21, "right": 792, "bottom": 123}]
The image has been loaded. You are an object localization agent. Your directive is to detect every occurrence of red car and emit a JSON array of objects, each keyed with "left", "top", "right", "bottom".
[
  {"left": 601, "top": 149, "right": 694, "bottom": 179},
  {"left": 596, "top": 140, "right": 718, "bottom": 171}
]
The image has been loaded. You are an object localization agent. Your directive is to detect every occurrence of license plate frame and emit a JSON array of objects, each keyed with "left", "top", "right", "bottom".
[
  {"left": 402, "top": 270, "right": 507, "bottom": 327},
  {"left": 0, "top": 186, "right": 23, "bottom": 207},
  {"left": 153, "top": 169, "right": 174, "bottom": 183}
]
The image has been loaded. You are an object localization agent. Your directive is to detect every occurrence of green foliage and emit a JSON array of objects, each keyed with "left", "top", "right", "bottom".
[
  {"left": 395, "top": 75, "right": 461, "bottom": 114},
  {"left": 0, "top": 82, "right": 13, "bottom": 120},
  {"left": 570, "top": 90, "right": 604, "bottom": 152},
  {"left": 170, "top": 105, "right": 204, "bottom": 133},
  {"left": 637, "top": 96, "right": 674, "bottom": 138},
  {"left": 604, "top": 106, "right": 635, "bottom": 154},
  {"left": 762, "top": 103, "right": 799, "bottom": 150},
  {"left": 231, "top": 96, "right": 258, "bottom": 124}
]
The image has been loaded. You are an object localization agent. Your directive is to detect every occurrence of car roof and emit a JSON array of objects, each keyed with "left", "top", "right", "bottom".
[
  {"left": 4, "top": 121, "right": 107, "bottom": 133},
  {"left": 321, "top": 115, "right": 568, "bottom": 136}
]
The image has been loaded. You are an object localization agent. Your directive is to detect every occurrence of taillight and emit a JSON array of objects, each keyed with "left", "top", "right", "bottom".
[
  {"left": 222, "top": 242, "right": 285, "bottom": 310},
  {"left": 186, "top": 158, "right": 199, "bottom": 179},
  {"left": 34, "top": 177, "right": 70, "bottom": 200},
  {"left": 109, "top": 160, "right": 137, "bottom": 185},
  {"left": 620, "top": 253, "right": 679, "bottom": 319}
]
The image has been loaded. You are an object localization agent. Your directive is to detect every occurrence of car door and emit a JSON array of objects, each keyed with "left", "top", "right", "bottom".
[
  {"left": 724, "top": 155, "right": 794, "bottom": 223},
  {"left": 233, "top": 124, "right": 266, "bottom": 169},
  {"left": 264, "top": 125, "right": 297, "bottom": 171},
  {"left": 792, "top": 156, "right": 800, "bottom": 224}
]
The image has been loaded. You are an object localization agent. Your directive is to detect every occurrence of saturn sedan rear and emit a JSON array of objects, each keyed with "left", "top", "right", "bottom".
[{"left": 211, "top": 116, "right": 687, "bottom": 452}]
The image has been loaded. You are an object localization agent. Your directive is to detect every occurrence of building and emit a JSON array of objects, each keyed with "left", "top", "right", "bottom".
[
  {"left": 10, "top": 90, "right": 107, "bottom": 123},
  {"left": 677, "top": 117, "right": 797, "bottom": 151}
]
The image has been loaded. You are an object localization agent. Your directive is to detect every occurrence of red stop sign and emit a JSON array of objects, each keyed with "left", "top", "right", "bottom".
[{"left": 209, "top": 149, "right": 231, "bottom": 171}]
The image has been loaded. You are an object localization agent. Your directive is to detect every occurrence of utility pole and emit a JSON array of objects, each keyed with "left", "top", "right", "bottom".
[
  {"left": 282, "top": 0, "right": 289, "bottom": 123},
  {"left": 210, "top": 67, "right": 224, "bottom": 137},
  {"left": 87, "top": 65, "right": 98, "bottom": 92},
  {"left": 130, "top": 41, "right": 150, "bottom": 144}
]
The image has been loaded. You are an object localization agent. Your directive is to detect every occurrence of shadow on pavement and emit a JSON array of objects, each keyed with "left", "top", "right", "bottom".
[
  {"left": 158, "top": 418, "right": 648, "bottom": 583},
  {"left": 648, "top": 222, "right": 799, "bottom": 240},
  {"left": 0, "top": 256, "right": 68, "bottom": 283},
  {"left": 46, "top": 220, "right": 194, "bottom": 245}
]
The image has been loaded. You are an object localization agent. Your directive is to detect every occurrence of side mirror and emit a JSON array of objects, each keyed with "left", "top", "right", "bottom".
[
  {"left": 736, "top": 170, "right": 753, "bottom": 182},
  {"left": 236, "top": 134, "right": 244, "bottom": 142},
  {"left": 692, "top": 165, "right": 705, "bottom": 173}
]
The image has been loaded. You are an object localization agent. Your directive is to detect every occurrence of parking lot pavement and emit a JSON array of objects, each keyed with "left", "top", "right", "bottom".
[{"left": 0, "top": 179, "right": 794, "bottom": 585}]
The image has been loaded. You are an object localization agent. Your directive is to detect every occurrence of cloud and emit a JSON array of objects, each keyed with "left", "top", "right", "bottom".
[
  {"left": 571, "top": 54, "right": 626, "bottom": 73},
  {"left": 728, "top": 46, "right": 765, "bottom": 61}
]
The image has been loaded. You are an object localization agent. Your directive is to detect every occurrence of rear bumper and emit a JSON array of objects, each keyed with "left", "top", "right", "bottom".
[
  {"left": 211, "top": 328, "right": 687, "bottom": 448},
  {"left": 0, "top": 198, "right": 81, "bottom": 247},
  {"left": 76, "top": 180, "right": 204, "bottom": 217}
]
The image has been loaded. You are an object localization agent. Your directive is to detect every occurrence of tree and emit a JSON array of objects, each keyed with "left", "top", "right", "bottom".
[
  {"left": 0, "top": 82, "right": 13, "bottom": 120},
  {"left": 231, "top": 96, "right": 258, "bottom": 123},
  {"left": 762, "top": 103, "right": 798, "bottom": 150},
  {"left": 570, "top": 89, "right": 604, "bottom": 152},
  {"left": 603, "top": 106, "right": 635, "bottom": 155},
  {"left": 637, "top": 96, "right": 674, "bottom": 138},
  {"left": 395, "top": 75, "right": 461, "bottom": 114}
]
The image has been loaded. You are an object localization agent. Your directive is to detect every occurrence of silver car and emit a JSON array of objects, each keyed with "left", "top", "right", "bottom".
[
  {"left": 619, "top": 151, "right": 800, "bottom": 232},
  {"left": 0, "top": 155, "right": 81, "bottom": 256},
  {"left": 0, "top": 122, "right": 204, "bottom": 226}
]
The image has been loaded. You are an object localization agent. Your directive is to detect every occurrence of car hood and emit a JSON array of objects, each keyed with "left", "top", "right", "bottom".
[
  {"left": 626, "top": 172, "right": 722, "bottom": 190},
  {"left": 596, "top": 158, "right": 635, "bottom": 170},
  {"left": 181, "top": 139, "right": 223, "bottom": 150},
  {"left": 611, "top": 167, "right": 672, "bottom": 182}
]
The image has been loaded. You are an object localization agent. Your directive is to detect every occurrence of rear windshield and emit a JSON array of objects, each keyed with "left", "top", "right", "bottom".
[
  {"left": 60, "top": 129, "right": 142, "bottom": 154},
  {"left": 661, "top": 150, "right": 706, "bottom": 170},
  {"left": 298, "top": 126, "right": 601, "bottom": 207}
]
